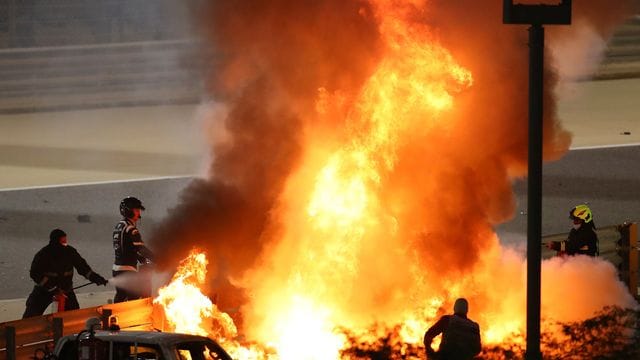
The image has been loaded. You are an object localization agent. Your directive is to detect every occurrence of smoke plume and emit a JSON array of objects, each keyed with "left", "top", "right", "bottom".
[
  {"left": 151, "top": 0, "right": 384, "bottom": 305},
  {"left": 150, "top": 0, "right": 637, "bottom": 348}
]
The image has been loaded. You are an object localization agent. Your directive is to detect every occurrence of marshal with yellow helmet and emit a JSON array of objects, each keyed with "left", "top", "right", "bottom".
[
  {"left": 546, "top": 204, "right": 599, "bottom": 257},
  {"left": 570, "top": 204, "right": 593, "bottom": 224}
]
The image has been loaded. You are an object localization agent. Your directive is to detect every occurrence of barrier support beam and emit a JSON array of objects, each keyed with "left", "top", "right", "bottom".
[
  {"left": 5, "top": 326, "right": 16, "bottom": 360},
  {"left": 630, "top": 223, "right": 638, "bottom": 298},
  {"left": 53, "top": 317, "right": 64, "bottom": 343},
  {"left": 101, "top": 309, "right": 113, "bottom": 330}
]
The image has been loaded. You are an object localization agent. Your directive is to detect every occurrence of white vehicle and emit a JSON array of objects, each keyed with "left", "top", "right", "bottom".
[{"left": 53, "top": 330, "right": 232, "bottom": 360}]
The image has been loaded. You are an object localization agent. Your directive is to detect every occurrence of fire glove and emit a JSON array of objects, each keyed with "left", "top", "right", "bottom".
[
  {"left": 546, "top": 241, "right": 559, "bottom": 250},
  {"left": 37, "top": 277, "right": 58, "bottom": 292},
  {"left": 89, "top": 273, "right": 108, "bottom": 286}
]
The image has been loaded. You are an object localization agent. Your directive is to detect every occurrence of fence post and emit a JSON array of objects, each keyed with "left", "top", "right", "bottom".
[
  {"left": 53, "top": 317, "right": 64, "bottom": 343},
  {"left": 101, "top": 309, "right": 113, "bottom": 330},
  {"left": 630, "top": 223, "right": 638, "bottom": 299},
  {"left": 5, "top": 326, "right": 16, "bottom": 360}
]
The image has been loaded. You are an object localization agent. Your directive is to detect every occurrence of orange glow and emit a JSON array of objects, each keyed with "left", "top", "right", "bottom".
[
  {"left": 154, "top": 250, "right": 217, "bottom": 336},
  {"left": 269, "top": 295, "right": 346, "bottom": 360},
  {"left": 154, "top": 250, "right": 272, "bottom": 359},
  {"left": 154, "top": 0, "right": 637, "bottom": 358},
  {"left": 240, "top": 0, "right": 480, "bottom": 356},
  {"left": 153, "top": 251, "right": 239, "bottom": 346}
]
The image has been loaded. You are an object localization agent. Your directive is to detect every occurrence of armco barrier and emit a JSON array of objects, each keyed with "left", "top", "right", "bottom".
[
  {"left": 2, "top": 224, "right": 637, "bottom": 359},
  {"left": 542, "top": 222, "right": 639, "bottom": 299},
  {"left": 0, "top": 297, "right": 153, "bottom": 360}
]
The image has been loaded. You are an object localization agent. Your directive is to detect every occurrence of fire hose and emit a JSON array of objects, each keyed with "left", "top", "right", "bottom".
[{"left": 73, "top": 282, "right": 95, "bottom": 291}]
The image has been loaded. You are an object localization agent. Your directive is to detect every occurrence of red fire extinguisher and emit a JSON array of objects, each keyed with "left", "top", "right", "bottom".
[
  {"left": 52, "top": 282, "right": 92, "bottom": 313},
  {"left": 77, "top": 318, "right": 107, "bottom": 360},
  {"left": 52, "top": 290, "right": 67, "bottom": 312}
]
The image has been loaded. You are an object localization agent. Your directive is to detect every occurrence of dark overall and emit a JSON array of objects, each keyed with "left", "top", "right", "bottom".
[
  {"left": 112, "top": 218, "right": 153, "bottom": 302},
  {"left": 23, "top": 242, "right": 99, "bottom": 318}
]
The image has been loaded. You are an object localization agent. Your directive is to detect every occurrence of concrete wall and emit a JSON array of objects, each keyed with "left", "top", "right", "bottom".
[{"left": 0, "top": 0, "right": 199, "bottom": 48}]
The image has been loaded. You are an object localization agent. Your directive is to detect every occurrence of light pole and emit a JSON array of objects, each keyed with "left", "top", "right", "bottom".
[{"left": 502, "top": 1, "right": 572, "bottom": 360}]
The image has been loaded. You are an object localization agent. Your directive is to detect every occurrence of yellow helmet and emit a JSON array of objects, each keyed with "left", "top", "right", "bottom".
[{"left": 569, "top": 204, "right": 592, "bottom": 223}]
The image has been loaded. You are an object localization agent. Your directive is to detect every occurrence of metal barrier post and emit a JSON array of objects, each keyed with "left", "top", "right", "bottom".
[
  {"left": 101, "top": 309, "right": 113, "bottom": 330},
  {"left": 5, "top": 326, "right": 16, "bottom": 360},
  {"left": 53, "top": 317, "right": 64, "bottom": 343},
  {"left": 630, "top": 223, "right": 638, "bottom": 298}
]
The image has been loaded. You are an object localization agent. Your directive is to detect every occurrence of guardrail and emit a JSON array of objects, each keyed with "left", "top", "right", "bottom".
[
  {"left": 1, "top": 224, "right": 636, "bottom": 359},
  {"left": 542, "top": 222, "right": 638, "bottom": 298},
  {"left": 0, "top": 298, "right": 155, "bottom": 360}
]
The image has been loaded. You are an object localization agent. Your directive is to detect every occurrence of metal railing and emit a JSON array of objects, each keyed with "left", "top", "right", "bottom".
[
  {"left": 0, "top": 298, "right": 154, "bottom": 360},
  {"left": 0, "top": 224, "right": 636, "bottom": 359},
  {"left": 542, "top": 222, "right": 639, "bottom": 298}
]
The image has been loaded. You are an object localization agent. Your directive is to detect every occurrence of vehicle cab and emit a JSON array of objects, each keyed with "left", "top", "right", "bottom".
[{"left": 53, "top": 330, "right": 232, "bottom": 360}]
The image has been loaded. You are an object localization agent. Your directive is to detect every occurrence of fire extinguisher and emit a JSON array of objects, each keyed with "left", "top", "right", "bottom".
[
  {"left": 52, "top": 282, "right": 92, "bottom": 313},
  {"left": 52, "top": 290, "right": 67, "bottom": 313},
  {"left": 76, "top": 318, "right": 107, "bottom": 360}
]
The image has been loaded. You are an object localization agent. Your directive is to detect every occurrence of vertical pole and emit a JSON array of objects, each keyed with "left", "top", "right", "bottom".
[
  {"left": 629, "top": 223, "right": 638, "bottom": 298},
  {"left": 526, "top": 23, "right": 544, "bottom": 360},
  {"left": 101, "top": 309, "right": 113, "bottom": 330},
  {"left": 5, "top": 326, "right": 16, "bottom": 360},
  {"left": 53, "top": 317, "right": 64, "bottom": 343}
]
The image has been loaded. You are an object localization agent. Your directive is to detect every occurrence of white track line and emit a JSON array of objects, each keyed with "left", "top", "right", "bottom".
[
  {"left": 0, "top": 175, "right": 195, "bottom": 192},
  {"left": 0, "top": 144, "right": 636, "bottom": 191},
  {"left": 570, "top": 142, "right": 640, "bottom": 151}
]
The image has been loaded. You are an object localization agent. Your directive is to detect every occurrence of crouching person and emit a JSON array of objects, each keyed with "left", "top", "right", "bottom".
[{"left": 424, "top": 298, "right": 481, "bottom": 360}]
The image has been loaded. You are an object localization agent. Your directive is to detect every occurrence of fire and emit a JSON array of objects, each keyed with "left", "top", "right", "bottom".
[
  {"left": 154, "top": 250, "right": 271, "bottom": 359},
  {"left": 270, "top": 295, "right": 346, "bottom": 359},
  {"left": 151, "top": 0, "right": 638, "bottom": 358},
  {"left": 154, "top": 250, "right": 237, "bottom": 339},
  {"left": 241, "top": 0, "right": 480, "bottom": 354}
]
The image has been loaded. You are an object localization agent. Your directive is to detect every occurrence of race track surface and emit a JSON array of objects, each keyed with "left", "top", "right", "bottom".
[{"left": 1, "top": 145, "right": 639, "bottom": 299}]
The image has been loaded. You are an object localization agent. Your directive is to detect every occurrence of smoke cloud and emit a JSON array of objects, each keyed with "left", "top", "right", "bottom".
[
  {"left": 149, "top": 0, "right": 637, "bottom": 344},
  {"left": 548, "top": 1, "right": 636, "bottom": 81},
  {"left": 151, "top": 0, "right": 383, "bottom": 306}
]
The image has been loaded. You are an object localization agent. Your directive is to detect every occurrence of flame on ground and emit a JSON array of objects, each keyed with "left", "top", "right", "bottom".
[
  {"left": 153, "top": 250, "right": 237, "bottom": 340},
  {"left": 154, "top": 248, "right": 637, "bottom": 359},
  {"left": 152, "top": 0, "right": 638, "bottom": 358},
  {"left": 154, "top": 250, "right": 270, "bottom": 359}
]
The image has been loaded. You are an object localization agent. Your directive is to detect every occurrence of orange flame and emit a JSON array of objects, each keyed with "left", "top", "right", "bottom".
[
  {"left": 232, "top": 1, "right": 489, "bottom": 356},
  {"left": 153, "top": 1, "right": 637, "bottom": 358},
  {"left": 153, "top": 250, "right": 237, "bottom": 339},
  {"left": 154, "top": 250, "right": 271, "bottom": 359}
]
